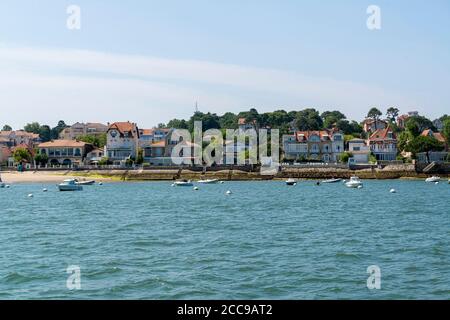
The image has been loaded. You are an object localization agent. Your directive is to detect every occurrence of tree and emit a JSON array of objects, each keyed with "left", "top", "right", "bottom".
[
  {"left": 219, "top": 112, "right": 238, "bottom": 129},
  {"left": 51, "top": 120, "right": 68, "bottom": 139},
  {"left": 294, "top": 108, "right": 323, "bottom": 131},
  {"left": 405, "top": 116, "right": 435, "bottom": 137},
  {"left": 2, "top": 125, "right": 12, "bottom": 131},
  {"left": 442, "top": 118, "right": 450, "bottom": 144},
  {"left": 136, "top": 148, "right": 144, "bottom": 165},
  {"left": 321, "top": 111, "right": 346, "bottom": 129},
  {"left": 157, "top": 123, "right": 166, "bottom": 128},
  {"left": 367, "top": 108, "right": 383, "bottom": 130},
  {"left": 188, "top": 111, "right": 220, "bottom": 132},
  {"left": 24, "top": 122, "right": 41, "bottom": 134},
  {"left": 13, "top": 148, "right": 31, "bottom": 163},
  {"left": 77, "top": 133, "right": 106, "bottom": 148},
  {"left": 386, "top": 107, "right": 400, "bottom": 122},
  {"left": 167, "top": 119, "right": 188, "bottom": 129},
  {"left": 405, "top": 135, "right": 444, "bottom": 161},
  {"left": 39, "top": 125, "right": 52, "bottom": 142},
  {"left": 34, "top": 152, "right": 48, "bottom": 167},
  {"left": 340, "top": 152, "right": 353, "bottom": 163}
]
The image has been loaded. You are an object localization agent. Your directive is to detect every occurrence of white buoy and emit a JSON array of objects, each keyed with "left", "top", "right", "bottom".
[
  {"left": 98, "top": 182, "right": 103, "bottom": 186},
  {"left": 435, "top": 181, "right": 439, "bottom": 185},
  {"left": 5, "top": 185, "right": 10, "bottom": 188},
  {"left": 357, "top": 185, "right": 363, "bottom": 189},
  {"left": 220, "top": 181, "right": 224, "bottom": 184},
  {"left": 390, "top": 188, "right": 396, "bottom": 193},
  {"left": 43, "top": 188, "right": 48, "bottom": 192},
  {"left": 193, "top": 186, "right": 199, "bottom": 190},
  {"left": 226, "top": 190, "right": 232, "bottom": 195},
  {"left": 171, "top": 183, "right": 175, "bottom": 187},
  {"left": 28, "top": 194, "right": 34, "bottom": 198}
]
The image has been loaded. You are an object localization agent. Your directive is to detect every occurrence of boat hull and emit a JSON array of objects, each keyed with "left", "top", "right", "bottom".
[
  {"left": 58, "top": 185, "right": 83, "bottom": 191},
  {"left": 76, "top": 180, "right": 96, "bottom": 186},
  {"left": 321, "top": 178, "right": 342, "bottom": 183}
]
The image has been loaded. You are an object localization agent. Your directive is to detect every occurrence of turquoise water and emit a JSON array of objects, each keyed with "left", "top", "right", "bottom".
[{"left": 0, "top": 180, "right": 449, "bottom": 299}]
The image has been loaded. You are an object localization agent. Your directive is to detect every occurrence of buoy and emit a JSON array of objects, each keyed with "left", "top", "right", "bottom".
[
  {"left": 193, "top": 186, "right": 199, "bottom": 190},
  {"left": 171, "top": 183, "right": 175, "bottom": 187},
  {"left": 5, "top": 185, "right": 10, "bottom": 188},
  {"left": 226, "top": 190, "right": 232, "bottom": 195},
  {"left": 357, "top": 185, "right": 363, "bottom": 189},
  {"left": 390, "top": 189, "right": 396, "bottom": 193},
  {"left": 28, "top": 194, "right": 34, "bottom": 198},
  {"left": 293, "top": 183, "right": 297, "bottom": 186},
  {"left": 435, "top": 182, "right": 439, "bottom": 185},
  {"left": 43, "top": 188, "right": 48, "bottom": 192},
  {"left": 98, "top": 182, "right": 103, "bottom": 186},
  {"left": 343, "top": 180, "right": 346, "bottom": 183},
  {"left": 220, "top": 181, "right": 224, "bottom": 184}
]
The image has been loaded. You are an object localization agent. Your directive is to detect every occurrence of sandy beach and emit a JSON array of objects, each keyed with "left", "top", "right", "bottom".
[{"left": 0, "top": 171, "right": 113, "bottom": 184}]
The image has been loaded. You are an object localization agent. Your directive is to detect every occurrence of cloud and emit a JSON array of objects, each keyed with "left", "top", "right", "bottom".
[{"left": 0, "top": 44, "right": 418, "bottom": 128}]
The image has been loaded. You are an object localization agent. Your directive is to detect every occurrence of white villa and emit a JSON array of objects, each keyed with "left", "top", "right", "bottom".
[{"left": 105, "top": 122, "right": 140, "bottom": 163}]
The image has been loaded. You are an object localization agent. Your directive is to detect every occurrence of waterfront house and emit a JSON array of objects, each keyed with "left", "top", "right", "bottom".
[
  {"left": 238, "top": 118, "right": 257, "bottom": 132},
  {"left": 347, "top": 138, "right": 370, "bottom": 163},
  {"left": 0, "top": 130, "right": 41, "bottom": 148},
  {"left": 59, "top": 122, "right": 108, "bottom": 140},
  {"left": 362, "top": 119, "right": 388, "bottom": 133},
  {"left": 421, "top": 129, "right": 447, "bottom": 146},
  {"left": 397, "top": 111, "right": 419, "bottom": 129},
  {"left": 105, "top": 122, "right": 140, "bottom": 164},
  {"left": 282, "top": 129, "right": 344, "bottom": 162},
  {"left": 86, "top": 148, "right": 105, "bottom": 165},
  {"left": 368, "top": 125, "right": 397, "bottom": 161},
  {"left": 38, "top": 140, "right": 94, "bottom": 166}
]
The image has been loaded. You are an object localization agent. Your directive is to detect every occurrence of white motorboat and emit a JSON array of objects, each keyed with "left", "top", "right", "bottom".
[
  {"left": 321, "top": 178, "right": 342, "bottom": 184},
  {"left": 197, "top": 179, "right": 219, "bottom": 184},
  {"left": 173, "top": 179, "right": 194, "bottom": 186},
  {"left": 286, "top": 178, "right": 297, "bottom": 186},
  {"left": 75, "top": 179, "right": 96, "bottom": 186},
  {"left": 425, "top": 176, "right": 440, "bottom": 183},
  {"left": 345, "top": 176, "right": 363, "bottom": 188},
  {"left": 58, "top": 179, "right": 83, "bottom": 191}
]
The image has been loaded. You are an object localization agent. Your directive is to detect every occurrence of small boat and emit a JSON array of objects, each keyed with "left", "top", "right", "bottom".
[
  {"left": 0, "top": 174, "right": 4, "bottom": 188},
  {"left": 286, "top": 178, "right": 297, "bottom": 186},
  {"left": 58, "top": 179, "right": 83, "bottom": 191},
  {"left": 425, "top": 176, "right": 440, "bottom": 183},
  {"left": 321, "top": 178, "right": 342, "bottom": 184},
  {"left": 173, "top": 179, "right": 194, "bottom": 186},
  {"left": 345, "top": 176, "right": 363, "bottom": 188},
  {"left": 75, "top": 179, "right": 96, "bottom": 186},
  {"left": 197, "top": 179, "right": 219, "bottom": 184}
]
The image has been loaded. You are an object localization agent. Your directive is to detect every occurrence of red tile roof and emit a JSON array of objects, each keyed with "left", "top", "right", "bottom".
[
  {"left": 369, "top": 125, "right": 396, "bottom": 141},
  {"left": 421, "top": 129, "right": 446, "bottom": 143},
  {"left": 108, "top": 122, "right": 138, "bottom": 135},
  {"left": 38, "top": 140, "right": 89, "bottom": 148}
]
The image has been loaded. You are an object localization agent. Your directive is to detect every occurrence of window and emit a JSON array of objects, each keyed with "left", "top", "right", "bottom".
[
  {"left": 354, "top": 147, "right": 360, "bottom": 151},
  {"left": 41, "top": 149, "right": 46, "bottom": 155},
  {"left": 74, "top": 148, "right": 81, "bottom": 157}
]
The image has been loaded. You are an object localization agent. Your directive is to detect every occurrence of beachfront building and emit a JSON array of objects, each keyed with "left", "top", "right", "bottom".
[
  {"left": 282, "top": 129, "right": 344, "bottom": 162},
  {"left": 238, "top": 118, "right": 257, "bottom": 132},
  {"left": 138, "top": 128, "right": 174, "bottom": 165},
  {"left": 86, "top": 148, "right": 105, "bottom": 165},
  {"left": 0, "top": 130, "right": 41, "bottom": 148},
  {"left": 59, "top": 122, "right": 108, "bottom": 140},
  {"left": 362, "top": 119, "right": 388, "bottom": 133},
  {"left": 347, "top": 138, "right": 370, "bottom": 164},
  {"left": 105, "top": 122, "right": 140, "bottom": 164},
  {"left": 367, "top": 125, "right": 397, "bottom": 161},
  {"left": 38, "top": 140, "right": 94, "bottom": 166}
]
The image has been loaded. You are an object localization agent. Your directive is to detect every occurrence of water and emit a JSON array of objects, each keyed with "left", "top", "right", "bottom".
[{"left": 0, "top": 180, "right": 449, "bottom": 299}]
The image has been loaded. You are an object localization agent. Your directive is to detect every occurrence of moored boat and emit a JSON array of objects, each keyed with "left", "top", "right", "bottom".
[
  {"left": 321, "top": 178, "right": 342, "bottom": 184},
  {"left": 58, "top": 179, "right": 83, "bottom": 191},
  {"left": 286, "top": 178, "right": 297, "bottom": 186},
  {"left": 345, "top": 176, "right": 363, "bottom": 188},
  {"left": 0, "top": 174, "right": 4, "bottom": 188},
  {"left": 425, "top": 176, "right": 440, "bottom": 183},
  {"left": 173, "top": 179, "right": 194, "bottom": 186},
  {"left": 197, "top": 179, "right": 219, "bottom": 184},
  {"left": 75, "top": 179, "right": 96, "bottom": 186}
]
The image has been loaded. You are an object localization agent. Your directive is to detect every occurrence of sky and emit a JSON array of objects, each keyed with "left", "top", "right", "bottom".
[{"left": 0, "top": 0, "right": 449, "bottom": 130}]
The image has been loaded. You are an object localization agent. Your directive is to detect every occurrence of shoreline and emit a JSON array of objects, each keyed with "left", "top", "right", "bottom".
[{"left": 1, "top": 169, "right": 448, "bottom": 184}]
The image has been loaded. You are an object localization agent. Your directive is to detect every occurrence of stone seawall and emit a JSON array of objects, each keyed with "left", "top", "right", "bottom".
[{"left": 72, "top": 164, "right": 449, "bottom": 181}]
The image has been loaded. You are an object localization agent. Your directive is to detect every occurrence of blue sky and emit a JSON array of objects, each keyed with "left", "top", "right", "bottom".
[{"left": 0, "top": 0, "right": 449, "bottom": 129}]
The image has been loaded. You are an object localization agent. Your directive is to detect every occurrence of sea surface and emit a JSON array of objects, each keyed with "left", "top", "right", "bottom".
[{"left": 0, "top": 179, "right": 449, "bottom": 299}]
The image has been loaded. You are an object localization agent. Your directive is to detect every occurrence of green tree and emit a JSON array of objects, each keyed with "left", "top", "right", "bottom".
[
  {"left": 24, "top": 122, "right": 41, "bottom": 134},
  {"left": 76, "top": 134, "right": 107, "bottom": 148},
  {"left": 39, "top": 125, "right": 52, "bottom": 142},
  {"left": 2, "top": 125, "right": 12, "bottom": 131},
  {"left": 51, "top": 120, "right": 68, "bottom": 139},
  {"left": 321, "top": 110, "right": 346, "bottom": 129},
  {"left": 188, "top": 111, "right": 220, "bottom": 132},
  {"left": 367, "top": 107, "right": 383, "bottom": 130},
  {"left": 294, "top": 108, "right": 323, "bottom": 131},
  {"left": 442, "top": 118, "right": 450, "bottom": 144},
  {"left": 136, "top": 148, "right": 144, "bottom": 165},
  {"left": 386, "top": 107, "right": 400, "bottom": 122},
  {"left": 219, "top": 112, "right": 238, "bottom": 129},
  {"left": 405, "top": 135, "right": 444, "bottom": 161},
  {"left": 34, "top": 152, "right": 48, "bottom": 167},
  {"left": 13, "top": 148, "right": 31, "bottom": 163},
  {"left": 340, "top": 152, "right": 353, "bottom": 163},
  {"left": 405, "top": 116, "right": 435, "bottom": 137},
  {"left": 167, "top": 119, "right": 188, "bottom": 129}
]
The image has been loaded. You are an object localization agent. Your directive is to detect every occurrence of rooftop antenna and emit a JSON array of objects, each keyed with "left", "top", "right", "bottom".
[{"left": 195, "top": 101, "right": 199, "bottom": 113}]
